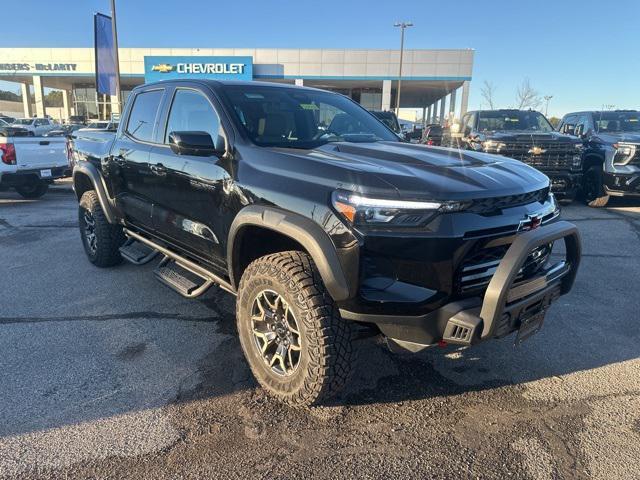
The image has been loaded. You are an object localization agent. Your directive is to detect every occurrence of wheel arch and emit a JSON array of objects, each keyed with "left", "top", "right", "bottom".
[
  {"left": 72, "top": 162, "right": 118, "bottom": 224},
  {"left": 228, "top": 205, "right": 353, "bottom": 302}
]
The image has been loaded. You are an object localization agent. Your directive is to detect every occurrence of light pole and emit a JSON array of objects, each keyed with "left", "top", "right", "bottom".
[
  {"left": 543, "top": 95, "right": 553, "bottom": 117},
  {"left": 394, "top": 21, "right": 413, "bottom": 115}
]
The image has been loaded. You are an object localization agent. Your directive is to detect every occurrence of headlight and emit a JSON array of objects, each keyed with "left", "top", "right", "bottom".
[
  {"left": 331, "top": 190, "right": 467, "bottom": 227},
  {"left": 574, "top": 143, "right": 584, "bottom": 151},
  {"left": 613, "top": 143, "right": 636, "bottom": 164},
  {"left": 482, "top": 140, "right": 506, "bottom": 152}
]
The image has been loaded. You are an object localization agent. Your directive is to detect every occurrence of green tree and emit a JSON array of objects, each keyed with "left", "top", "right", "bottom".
[
  {"left": 0, "top": 90, "right": 21, "bottom": 102},
  {"left": 44, "top": 90, "right": 63, "bottom": 107}
]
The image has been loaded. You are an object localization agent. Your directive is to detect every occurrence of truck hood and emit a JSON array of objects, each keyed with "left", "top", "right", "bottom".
[
  {"left": 272, "top": 141, "right": 550, "bottom": 201},
  {"left": 481, "top": 130, "right": 580, "bottom": 144},
  {"left": 594, "top": 132, "right": 640, "bottom": 144}
]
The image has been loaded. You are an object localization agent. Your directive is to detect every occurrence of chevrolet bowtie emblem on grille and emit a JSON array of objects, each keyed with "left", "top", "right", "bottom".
[
  {"left": 518, "top": 214, "right": 543, "bottom": 232},
  {"left": 528, "top": 146, "right": 547, "bottom": 155},
  {"left": 151, "top": 63, "right": 175, "bottom": 73}
]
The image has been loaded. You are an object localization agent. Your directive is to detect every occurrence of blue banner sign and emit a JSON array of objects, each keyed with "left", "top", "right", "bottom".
[
  {"left": 94, "top": 13, "right": 118, "bottom": 96},
  {"left": 144, "top": 56, "right": 253, "bottom": 83}
]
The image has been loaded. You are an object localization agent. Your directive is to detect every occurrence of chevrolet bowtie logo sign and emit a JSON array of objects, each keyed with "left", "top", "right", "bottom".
[
  {"left": 528, "top": 146, "right": 547, "bottom": 155},
  {"left": 518, "top": 214, "right": 543, "bottom": 232},
  {"left": 151, "top": 63, "right": 175, "bottom": 73}
]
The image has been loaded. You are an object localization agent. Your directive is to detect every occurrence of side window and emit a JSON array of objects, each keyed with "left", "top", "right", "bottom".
[
  {"left": 576, "top": 114, "right": 592, "bottom": 136},
  {"left": 165, "top": 89, "right": 224, "bottom": 149},
  {"left": 561, "top": 114, "right": 578, "bottom": 135},
  {"left": 126, "top": 89, "right": 164, "bottom": 143}
]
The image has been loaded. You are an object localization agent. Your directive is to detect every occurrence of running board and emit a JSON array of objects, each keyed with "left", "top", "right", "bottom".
[
  {"left": 123, "top": 228, "right": 235, "bottom": 296},
  {"left": 155, "top": 256, "right": 214, "bottom": 298},
  {"left": 119, "top": 238, "right": 159, "bottom": 265}
]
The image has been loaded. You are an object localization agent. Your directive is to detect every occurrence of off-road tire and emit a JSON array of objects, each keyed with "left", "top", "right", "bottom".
[
  {"left": 236, "top": 251, "right": 354, "bottom": 407},
  {"left": 583, "top": 166, "right": 610, "bottom": 208},
  {"left": 78, "top": 190, "right": 125, "bottom": 267},
  {"left": 15, "top": 180, "right": 49, "bottom": 199}
]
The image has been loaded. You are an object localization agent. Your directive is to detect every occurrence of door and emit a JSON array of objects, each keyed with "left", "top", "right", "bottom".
[
  {"left": 148, "top": 87, "right": 230, "bottom": 270},
  {"left": 106, "top": 88, "right": 165, "bottom": 229}
]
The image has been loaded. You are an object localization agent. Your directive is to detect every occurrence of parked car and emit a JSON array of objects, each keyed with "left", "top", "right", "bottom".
[
  {"left": 421, "top": 124, "right": 444, "bottom": 146},
  {"left": 68, "top": 115, "right": 87, "bottom": 125},
  {"left": 10, "top": 117, "right": 58, "bottom": 136},
  {"left": 69, "top": 80, "right": 581, "bottom": 407},
  {"left": 44, "top": 124, "right": 85, "bottom": 137},
  {"left": 0, "top": 115, "right": 16, "bottom": 124},
  {"left": 446, "top": 109, "right": 584, "bottom": 203},
  {"left": 558, "top": 110, "right": 640, "bottom": 207},
  {"left": 82, "top": 120, "right": 119, "bottom": 131},
  {"left": 0, "top": 132, "right": 69, "bottom": 198},
  {"left": 370, "top": 110, "right": 402, "bottom": 135}
]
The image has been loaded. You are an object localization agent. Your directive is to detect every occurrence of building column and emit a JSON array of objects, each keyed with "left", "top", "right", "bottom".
[
  {"left": 426, "top": 105, "right": 432, "bottom": 124},
  {"left": 449, "top": 89, "right": 457, "bottom": 118},
  {"left": 110, "top": 95, "right": 120, "bottom": 116},
  {"left": 439, "top": 97, "right": 446, "bottom": 125},
  {"left": 20, "top": 83, "right": 32, "bottom": 118},
  {"left": 294, "top": 79, "right": 304, "bottom": 86},
  {"left": 33, "top": 75, "right": 46, "bottom": 118},
  {"left": 421, "top": 106, "right": 426, "bottom": 127},
  {"left": 381, "top": 80, "right": 392, "bottom": 111},
  {"left": 431, "top": 102, "right": 438, "bottom": 124},
  {"left": 62, "top": 90, "right": 71, "bottom": 120},
  {"left": 460, "top": 81, "right": 470, "bottom": 117}
]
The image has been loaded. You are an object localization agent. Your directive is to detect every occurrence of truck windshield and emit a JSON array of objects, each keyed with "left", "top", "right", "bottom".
[
  {"left": 477, "top": 111, "right": 554, "bottom": 133},
  {"left": 595, "top": 112, "right": 640, "bottom": 133},
  {"left": 221, "top": 86, "right": 399, "bottom": 149},
  {"left": 371, "top": 111, "right": 401, "bottom": 134}
]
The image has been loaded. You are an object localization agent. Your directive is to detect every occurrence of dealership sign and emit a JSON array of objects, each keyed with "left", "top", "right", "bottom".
[
  {"left": 144, "top": 56, "right": 253, "bottom": 82},
  {"left": 0, "top": 63, "right": 78, "bottom": 72}
]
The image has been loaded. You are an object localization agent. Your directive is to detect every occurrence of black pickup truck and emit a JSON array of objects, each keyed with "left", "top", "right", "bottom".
[
  {"left": 447, "top": 109, "right": 584, "bottom": 203},
  {"left": 69, "top": 80, "right": 581, "bottom": 406},
  {"left": 558, "top": 110, "right": 640, "bottom": 207}
]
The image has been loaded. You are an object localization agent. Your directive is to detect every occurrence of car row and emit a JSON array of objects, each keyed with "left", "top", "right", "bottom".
[{"left": 416, "top": 108, "right": 640, "bottom": 207}]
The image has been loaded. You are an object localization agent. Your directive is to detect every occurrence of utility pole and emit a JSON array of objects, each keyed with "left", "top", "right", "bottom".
[
  {"left": 543, "top": 95, "right": 553, "bottom": 117},
  {"left": 110, "top": 0, "right": 122, "bottom": 112},
  {"left": 394, "top": 21, "right": 413, "bottom": 116}
]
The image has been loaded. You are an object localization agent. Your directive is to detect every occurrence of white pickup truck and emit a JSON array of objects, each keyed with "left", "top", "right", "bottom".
[{"left": 0, "top": 133, "right": 69, "bottom": 198}]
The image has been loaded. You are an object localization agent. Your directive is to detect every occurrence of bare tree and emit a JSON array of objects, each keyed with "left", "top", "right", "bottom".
[
  {"left": 480, "top": 80, "right": 497, "bottom": 110},
  {"left": 515, "top": 78, "right": 541, "bottom": 110}
]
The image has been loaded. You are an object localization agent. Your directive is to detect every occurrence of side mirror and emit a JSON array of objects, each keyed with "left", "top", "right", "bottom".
[{"left": 168, "top": 131, "right": 224, "bottom": 157}]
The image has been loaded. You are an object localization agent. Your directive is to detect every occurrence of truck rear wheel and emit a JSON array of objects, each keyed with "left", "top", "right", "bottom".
[
  {"left": 583, "top": 166, "right": 610, "bottom": 208},
  {"left": 78, "top": 190, "right": 125, "bottom": 267},
  {"left": 236, "top": 251, "right": 354, "bottom": 407},
  {"left": 15, "top": 180, "right": 48, "bottom": 199}
]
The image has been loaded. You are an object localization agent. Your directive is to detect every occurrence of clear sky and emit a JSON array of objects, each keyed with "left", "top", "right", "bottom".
[{"left": 1, "top": 0, "right": 638, "bottom": 117}]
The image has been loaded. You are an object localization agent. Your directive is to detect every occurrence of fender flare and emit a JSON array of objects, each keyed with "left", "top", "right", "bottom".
[
  {"left": 228, "top": 205, "right": 352, "bottom": 302},
  {"left": 72, "top": 162, "right": 118, "bottom": 224}
]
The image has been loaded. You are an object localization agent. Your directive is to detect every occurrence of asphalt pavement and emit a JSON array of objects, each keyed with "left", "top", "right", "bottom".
[{"left": 0, "top": 180, "right": 638, "bottom": 480}]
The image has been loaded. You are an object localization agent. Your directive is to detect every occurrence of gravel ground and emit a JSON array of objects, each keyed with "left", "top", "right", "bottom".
[{"left": 0, "top": 181, "right": 639, "bottom": 480}]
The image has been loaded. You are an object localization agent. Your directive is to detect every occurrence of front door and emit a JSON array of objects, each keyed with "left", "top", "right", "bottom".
[{"left": 148, "top": 87, "right": 231, "bottom": 272}]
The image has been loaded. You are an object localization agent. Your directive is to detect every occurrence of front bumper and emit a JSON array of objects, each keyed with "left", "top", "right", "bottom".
[
  {"left": 341, "top": 221, "right": 581, "bottom": 349},
  {"left": 544, "top": 171, "right": 581, "bottom": 199},
  {"left": 603, "top": 172, "right": 640, "bottom": 197}
]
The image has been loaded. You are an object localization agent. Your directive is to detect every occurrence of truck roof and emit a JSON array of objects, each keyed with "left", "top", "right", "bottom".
[{"left": 132, "top": 79, "right": 327, "bottom": 93}]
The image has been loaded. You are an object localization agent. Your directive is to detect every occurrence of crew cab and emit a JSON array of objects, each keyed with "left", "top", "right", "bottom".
[
  {"left": 69, "top": 80, "right": 581, "bottom": 406},
  {"left": 558, "top": 110, "right": 640, "bottom": 207},
  {"left": 10, "top": 117, "right": 58, "bottom": 136},
  {"left": 447, "top": 109, "right": 584, "bottom": 203},
  {"left": 0, "top": 133, "right": 69, "bottom": 198}
]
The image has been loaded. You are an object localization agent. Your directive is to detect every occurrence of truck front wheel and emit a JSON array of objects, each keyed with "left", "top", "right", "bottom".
[
  {"left": 78, "top": 190, "right": 125, "bottom": 267},
  {"left": 583, "top": 166, "right": 610, "bottom": 208},
  {"left": 236, "top": 251, "right": 354, "bottom": 407},
  {"left": 15, "top": 180, "right": 48, "bottom": 199}
]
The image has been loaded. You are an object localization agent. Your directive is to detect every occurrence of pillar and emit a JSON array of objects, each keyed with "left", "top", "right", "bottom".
[
  {"left": 33, "top": 76, "right": 46, "bottom": 118},
  {"left": 62, "top": 90, "right": 71, "bottom": 121},
  {"left": 381, "top": 80, "right": 392, "bottom": 111},
  {"left": 449, "top": 89, "right": 457, "bottom": 117},
  {"left": 21, "top": 83, "right": 32, "bottom": 118},
  {"left": 294, "top": 79, "right": 304, "bottom": 86},
  {"left": 460, "top": 81, "right": 470, "bottom": 117},
  {"left": 426, "top": 105, "right": 432, "bottom": 125},
  {"left": 110, "top": 95, "right": 120, "bottom": 116},
  {"left": 421, "top": 106, "right": 426, "bottom": 127},
  {"left": 432, "top": 100, "right": 439, "bottom": 124},
  {"left": 439, "top": 97, "right": 446, "bottom": 125}
]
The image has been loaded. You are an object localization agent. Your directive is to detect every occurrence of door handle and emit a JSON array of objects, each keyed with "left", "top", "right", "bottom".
[{"left": 150, "top": 163, "right": 167, "bottom": 176}]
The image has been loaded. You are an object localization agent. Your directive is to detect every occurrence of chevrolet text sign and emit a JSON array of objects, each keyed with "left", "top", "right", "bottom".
[{"left": 144, "top": 56, "right": 253, "bottom": 82}]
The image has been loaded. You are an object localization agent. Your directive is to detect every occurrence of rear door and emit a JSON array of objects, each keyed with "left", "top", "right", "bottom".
[
  {"left": 148, "top": 86, "right": 231, "bottom": 271},
  {"left": 107, "top": 87, "right": 166, "bottom": 230}
]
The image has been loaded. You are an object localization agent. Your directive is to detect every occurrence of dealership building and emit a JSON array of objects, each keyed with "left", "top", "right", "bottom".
[{"left": 0, "top": 47, "right": 473, "bottom": 124}]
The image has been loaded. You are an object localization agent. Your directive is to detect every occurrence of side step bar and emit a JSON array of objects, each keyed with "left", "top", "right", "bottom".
[
  {"left": 119, "top": 238, "right": 159, "bottom": 265},
  {"left": 123, "top": 228, "right": 235, "bottom": 296},
  {"left": 155, "top": 256, "right": 215, "bottom": 298}
]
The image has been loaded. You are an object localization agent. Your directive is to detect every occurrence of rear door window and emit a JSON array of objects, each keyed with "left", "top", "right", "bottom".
[{"left": 126, "top": 89, "right": 164, "bottom": 142}]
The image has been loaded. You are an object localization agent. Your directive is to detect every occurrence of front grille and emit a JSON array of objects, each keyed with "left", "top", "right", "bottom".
[
  {"left": 467, "top": 187, "right": 549, "bottom": 214},
  {"left": 500, "top": 142, "right": 577, "bottom": 170},
  {"left": 457, "top": 243, "right": 552, "bottom": 294}
]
